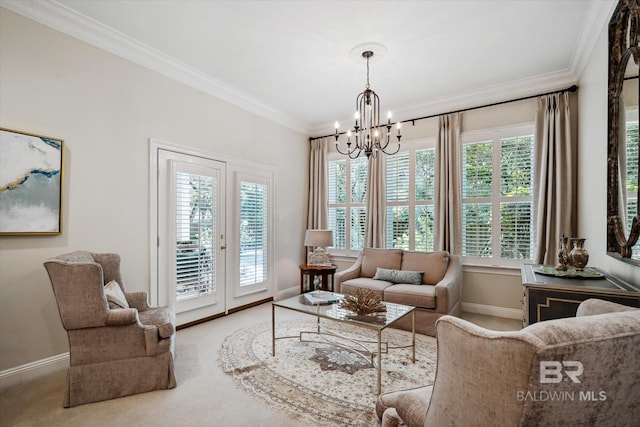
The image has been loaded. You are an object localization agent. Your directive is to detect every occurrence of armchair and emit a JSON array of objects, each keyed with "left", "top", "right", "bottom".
[
  {"left": 376, "top": 299, "right": 640, "bottom": 426},
  {"left": 44, "top": 251, "right": 176, "bottom": 407}
]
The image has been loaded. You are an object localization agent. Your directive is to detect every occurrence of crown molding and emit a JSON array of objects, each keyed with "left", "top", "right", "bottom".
[
  {"left": 309, "top": 69, "right": 577, "bottom": 136},
  {"left": 0, "top": 0, "right": 310, "bottom": 134},
  {"left": 569, "top": 0, "right": 618, "bottom": 77}
]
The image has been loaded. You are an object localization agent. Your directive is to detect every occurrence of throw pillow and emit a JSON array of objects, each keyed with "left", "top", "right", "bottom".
[
  {"left": 373, "top": 268, "right": 424, "bottom": 285},
  {"left": 104, "top": 280, "right": 129, "bottom": 309}
]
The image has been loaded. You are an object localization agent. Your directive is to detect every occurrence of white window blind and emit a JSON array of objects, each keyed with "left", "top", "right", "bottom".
[
  {"left": 327, "top": 156, "right": 367, "bottom": 253},
  {"left": 626, "top": 120, "right": 639, "bottom": 258},
  {"left": 500, "top": 136, "right": 534, "bottom": 259},
  {"left": 462, "top": 128, "right": 534, "bottom": 265},
  {"left": 175, "top": 172, "right": 215, "bottom": 301},
  {"left": 386, "top": 152, "right": 410, "bottom": 249},
  {"left": 239, "top": 181, "right": 268, "bottom": 286},
  {"left": 328, "top": 159, "right": 346, "bottom": 249},
  {"left": 386, "top": 145, "right": 436, "bottom": 251},
  {"left": 462, "top": 141, "right": 493, "bottom": 257}
]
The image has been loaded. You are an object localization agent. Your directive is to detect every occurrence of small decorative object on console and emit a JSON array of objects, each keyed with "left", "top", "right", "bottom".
[
  {"left": 555, "top": 234, "right": 570, "bottom": 271},
  {"left": 569, "top": 237, "right": 589, "bottom": 271},
  {"left": 339, "top": 288, "right": 387, "bottom": 315}
]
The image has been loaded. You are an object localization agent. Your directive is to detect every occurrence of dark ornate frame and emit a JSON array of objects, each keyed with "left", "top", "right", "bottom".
[{"left": 607, "top": 0, "right": 640, "bottom": 264}]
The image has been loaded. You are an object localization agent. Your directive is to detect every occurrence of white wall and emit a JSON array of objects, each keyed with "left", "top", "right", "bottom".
[
  {"left": 577, "top": 12, "right": 639, "bottom": 285},
  {"left": 0, "top": 9, "right": 308, "bottom": 371}
]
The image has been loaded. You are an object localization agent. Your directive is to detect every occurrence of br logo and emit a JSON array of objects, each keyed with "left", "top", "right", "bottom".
[{"left": 540, "top": 361, "right": 583, "bottom": 384}]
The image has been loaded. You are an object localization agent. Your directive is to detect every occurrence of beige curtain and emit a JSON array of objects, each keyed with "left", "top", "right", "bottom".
[
  {"left": 435, "top": 113, "right": 462, "bottom": 254},
  {"left": 306, "top": 138, "right": 328, "bottom": 229},
  {"left": 365, "top": 153, "right": 385, "bottom": 248},
  {"left": 534, "top": 92, "right": 576, "bottom": 265}
]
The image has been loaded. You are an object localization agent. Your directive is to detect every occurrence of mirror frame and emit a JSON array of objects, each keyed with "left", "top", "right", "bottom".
[{"left": 607, "top": 0, "right": 640, "bottom": 265}]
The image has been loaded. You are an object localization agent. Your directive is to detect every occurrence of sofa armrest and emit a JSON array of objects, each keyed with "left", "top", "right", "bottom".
[
  {"left": 576, "top": 298, "right": 638, "bottom": 317},
  {"left": 334, "top": 253, "right": 364, "bottom": 293},
  {"left": 434, "top": 254, "right": 462, "bottom": 314},
  {"left": 126, "top": 291, "right": 152, "bottom": 311},
  {"left": 105, "top": 308, "right": 140, "bottom": 326}
]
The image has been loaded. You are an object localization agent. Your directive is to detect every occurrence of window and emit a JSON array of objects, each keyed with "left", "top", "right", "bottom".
[
  {"left": 386, "top": 143, "right": 436, "bottom": 251},
  {"left": 461, "top": 126, "right": 534, "bottom": 266},
  {"left": 239, "top": 180, "right": 268, "bottom": 286},
  {"left": 626, "top": 118, "right": 639, "bottom": 258},
  {"left": 175, "top": 171, "right": 215, "bottom": 300},
  {"left": 328, "top": 156, "right": 367, "bottom": 254}
]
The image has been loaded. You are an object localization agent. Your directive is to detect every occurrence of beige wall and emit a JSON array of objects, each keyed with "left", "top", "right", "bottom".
[
  {"left": 0, "top": 10, "right": 308, "bottom": 371},
  {"left": 577, "top": 13, "right": 639, "bottom": 286}
]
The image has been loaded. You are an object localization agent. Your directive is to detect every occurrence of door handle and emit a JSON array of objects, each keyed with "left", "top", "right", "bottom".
[{"left": 220, "top": 245, "right": 227, "bottom": 250}]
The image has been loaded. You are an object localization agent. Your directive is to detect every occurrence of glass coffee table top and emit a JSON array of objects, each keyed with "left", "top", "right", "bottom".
[{"left": 273, "top": 293, "right": 415, "bottom": 330}]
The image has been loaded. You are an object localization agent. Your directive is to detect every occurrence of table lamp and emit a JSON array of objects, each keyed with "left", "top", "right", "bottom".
[{"left": 304, "top": 229, "right": 333, "bottom": 266}]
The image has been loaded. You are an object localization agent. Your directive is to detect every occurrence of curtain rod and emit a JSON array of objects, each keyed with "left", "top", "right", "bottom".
[{"left": 309, "top": 84, "right": 578, "bottom": 141}]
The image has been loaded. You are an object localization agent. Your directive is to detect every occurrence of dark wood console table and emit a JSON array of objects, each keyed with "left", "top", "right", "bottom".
[
  {"left": 521, "top": 264, "right": 640, "bottom": 326},
  {"left": 299, "top": 264, "right": 337, "bottom": 293}
]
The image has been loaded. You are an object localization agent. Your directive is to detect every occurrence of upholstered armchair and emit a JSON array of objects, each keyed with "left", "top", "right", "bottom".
[
  {"left": 376, "top": 299, "right": 640, "bottom": 426},
  {"left": 44, "top": 251, "right": 176, "bottom": 407}
]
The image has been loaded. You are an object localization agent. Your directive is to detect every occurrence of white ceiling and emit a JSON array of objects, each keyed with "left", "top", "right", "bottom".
[{"left": 2, "top": 0, "right": 617, "bottom": 135}]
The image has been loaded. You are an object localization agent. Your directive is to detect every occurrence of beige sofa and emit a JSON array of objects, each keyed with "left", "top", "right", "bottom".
[
  {"left": 376, "top": 299, "right": 640, "bottom": 427},
  {"left": 334, "top": 248, "right": 462, "bottom": 336}
]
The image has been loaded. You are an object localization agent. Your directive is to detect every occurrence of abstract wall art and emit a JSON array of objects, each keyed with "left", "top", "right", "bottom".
[{"left": 0, "top": 128, "right": 64, "bottom": 235}]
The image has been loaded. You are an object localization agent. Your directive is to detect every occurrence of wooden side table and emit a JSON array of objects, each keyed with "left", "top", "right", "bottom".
[{"left": 299, "top": 264, "right": 337, "bottom": 293}]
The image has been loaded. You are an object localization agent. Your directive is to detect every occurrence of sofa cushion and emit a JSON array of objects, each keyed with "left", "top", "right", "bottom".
[
  {"left": 384, "top": 284, "right": 436, "bottom": 309},
  {"left": 104, "top": 280, "right": 129, "bottom": 309},
  {"left": 341, "top": 277, "right": 394, "bottom": 299},
  {"left": 401, "top": 251, "right": 449, "bottom": 285},
  {"left": 361, "top": 248, "right": 403, "bottom": 278},
  {"left": 374, "top": 268, "right": 424, "bottom": 285}
]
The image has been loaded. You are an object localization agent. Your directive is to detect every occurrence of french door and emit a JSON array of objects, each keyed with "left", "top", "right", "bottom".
[
  {"left": 154, "top": 144, "right": 275, "bottom": 326},
  {"left": 158, "top": 150, "right": 226, "bottom": 325}
]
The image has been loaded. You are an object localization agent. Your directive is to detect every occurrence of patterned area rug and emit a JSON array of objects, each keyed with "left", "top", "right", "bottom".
[{"left": 219, "top": 319, "right": 437, "bottom": 426}]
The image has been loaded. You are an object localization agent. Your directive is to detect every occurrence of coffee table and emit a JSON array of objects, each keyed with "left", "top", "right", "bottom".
[{"left": 271, "top": 293, "right": 416, "bottom": 394}]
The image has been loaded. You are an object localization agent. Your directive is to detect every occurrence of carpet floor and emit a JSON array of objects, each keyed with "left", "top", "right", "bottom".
[{"left": 220, "top": 319, "right": 437, "bottom": 426}]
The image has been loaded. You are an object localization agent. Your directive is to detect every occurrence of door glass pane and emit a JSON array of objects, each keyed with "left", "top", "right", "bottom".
[
  {"left": 239, "top": 181, "right": 268, "bottom": 286},
  {"left": 175, "top": 172, "right": 215, "bottom": 301}
]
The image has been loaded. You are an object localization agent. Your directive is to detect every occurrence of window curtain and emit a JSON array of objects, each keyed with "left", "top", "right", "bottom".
[
  {"left": 365, "top": 153, "right": 384, "bottom": 248},
  {"left": 435, "top": 113, "right": 462, "bottom": 254},
  {"left": 533, "top": 92, "right": 576, "bottom": 265},
  {"left": 307, "top": 138, "right": 328, "bottom": 229}
]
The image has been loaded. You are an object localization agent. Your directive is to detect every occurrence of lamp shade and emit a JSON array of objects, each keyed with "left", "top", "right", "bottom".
[{"left": 304, "top": 229, "right": 333, "bottom": 248}]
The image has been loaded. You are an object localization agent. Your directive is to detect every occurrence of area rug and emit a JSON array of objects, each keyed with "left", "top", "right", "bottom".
[{"left": 219, "top": 319, "right": 437, "bottom": 426}]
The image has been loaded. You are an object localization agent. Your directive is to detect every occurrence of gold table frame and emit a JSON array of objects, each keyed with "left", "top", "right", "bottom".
[{"left": 272, "top": 294, "right": 416, "bottom": 395}]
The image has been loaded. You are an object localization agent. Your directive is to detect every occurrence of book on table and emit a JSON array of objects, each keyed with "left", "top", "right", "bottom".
[{"left": 304, "top": 291, "right": 341, "bottom": 305}]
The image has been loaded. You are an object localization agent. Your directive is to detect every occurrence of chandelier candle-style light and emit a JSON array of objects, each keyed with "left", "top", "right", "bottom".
[{"left": 334, "top": 50, "right": 402, "bottom": 159}]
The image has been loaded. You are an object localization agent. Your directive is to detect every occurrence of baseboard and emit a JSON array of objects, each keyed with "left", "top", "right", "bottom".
[
  {"left": 0, "top": 352, "right": 69, "bottom": 390},
  {"left": 462, "top": 302, "right": 523, "bottom": 320}
]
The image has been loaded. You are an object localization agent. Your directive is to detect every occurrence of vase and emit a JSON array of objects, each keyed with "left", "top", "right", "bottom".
[{"left": 569, "top": 238, "right": 589, "bottom": 271}]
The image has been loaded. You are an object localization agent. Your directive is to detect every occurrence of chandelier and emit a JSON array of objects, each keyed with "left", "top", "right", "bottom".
[{"left": 334, "top": 50, "right": 402, "bottom": 159}]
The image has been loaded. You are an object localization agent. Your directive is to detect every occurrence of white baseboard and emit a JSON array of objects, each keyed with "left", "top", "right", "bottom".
[
  {"left": 462, "top": 302, "right": 523, "bottom": 320},
  {"left": 0, "top": 352, "right": 69, "bottom": 390}
]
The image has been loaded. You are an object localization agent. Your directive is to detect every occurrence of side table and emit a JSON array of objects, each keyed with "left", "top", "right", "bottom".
[
  {"left": 521, "top": 264, "right": 640, "bottom": 326},
  {"left": 299, "top": 264, "right": 337, "bottom": 293}
]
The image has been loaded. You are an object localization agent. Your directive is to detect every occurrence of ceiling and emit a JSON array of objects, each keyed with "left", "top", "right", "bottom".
[{"left": 3, "top": 0, "right": 617, "bottom": 135}]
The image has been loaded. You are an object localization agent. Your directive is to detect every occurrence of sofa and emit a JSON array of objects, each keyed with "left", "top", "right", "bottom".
[
  {"left": 376, "top": 299, "right": 640, "bottom": 427},
  {"left": 334, "top": 248, "right": 462, "bottom": 336}
]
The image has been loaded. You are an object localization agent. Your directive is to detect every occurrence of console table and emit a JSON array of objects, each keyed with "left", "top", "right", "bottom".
[
  {"left": 299, "top": 264, "right": 337, "bottom": 293},
  {"left": 521, "top": 264, "right": 640, "bottom": 326}
]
